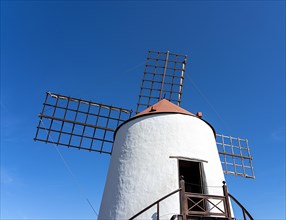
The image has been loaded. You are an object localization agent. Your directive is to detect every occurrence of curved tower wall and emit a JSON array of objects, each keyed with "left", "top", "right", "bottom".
[{"left": 98, "top": 113, "right": 226, "bottom": 219}]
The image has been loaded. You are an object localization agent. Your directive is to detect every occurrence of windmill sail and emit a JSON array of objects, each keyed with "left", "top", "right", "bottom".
[
  {"left": 34, "top": 92, "right": 132, "bottom": 154},
  {"left": 216, "top": 134, "right": 255, "bottom": 178},
  {"left": 34, "top": 50, "right": 255, "bottom": 181},
  {"left": 136, "top": 50, "right": 187, "bottom": 114}
]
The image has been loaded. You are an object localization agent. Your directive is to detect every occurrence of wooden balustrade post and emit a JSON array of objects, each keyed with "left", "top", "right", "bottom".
[
  {"left": 157, "top": 203, "right": 159, "bottom": 220},
  {"left": 180, "top": 176, "right": 187, "bottom": 220},
  {"left": 222, "top": 181, "right": 232, "bottom": 220}
]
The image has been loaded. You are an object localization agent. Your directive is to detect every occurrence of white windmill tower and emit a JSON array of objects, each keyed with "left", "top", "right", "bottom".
[{"left": 34, "top": 50, "right": 255, "bottom": 220}]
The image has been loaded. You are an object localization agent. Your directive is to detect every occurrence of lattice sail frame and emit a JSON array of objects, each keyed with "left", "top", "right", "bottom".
[
  {"left": 34, "top": 92, "right": 132, "bottom": 154},
  {"left": 216, "top": 134, "right": 255, "bottom": 178},
  {"left": 34, "top": 50, "right": 255, "bottom": 180},
  {"left": 136, "top": 50, "right": 187, "bottom": 113}
]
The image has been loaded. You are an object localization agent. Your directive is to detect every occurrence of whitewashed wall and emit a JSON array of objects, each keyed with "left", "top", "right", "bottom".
[{"left": 98, "top": 113, "right": 227, "bottom": 219}]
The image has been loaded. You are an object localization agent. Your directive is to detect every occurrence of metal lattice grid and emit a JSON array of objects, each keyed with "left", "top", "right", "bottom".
[
  {"left": 34, "top": 92, "right": 132, "bottom": 154},
  {"left": 136, "top": 50, "right": 187, "bottom": 114},
  {"left": 216, "top": 134, "right": 255, "bottom": 179}
]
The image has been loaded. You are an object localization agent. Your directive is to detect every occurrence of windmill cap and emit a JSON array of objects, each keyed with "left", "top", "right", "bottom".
[
  {"left": 134, "top": 99, "right": 195, "bottom": 117},
  {"left": 114, "top": 99, "right": 216, "bottom": 138}
]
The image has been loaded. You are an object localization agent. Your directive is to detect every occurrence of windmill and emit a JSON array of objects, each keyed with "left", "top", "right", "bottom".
[{"left": 34, "top": 50, "right": 255, "bottom": 220}]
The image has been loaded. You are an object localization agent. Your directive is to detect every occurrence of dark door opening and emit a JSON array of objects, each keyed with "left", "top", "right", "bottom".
[
  {"left": 179, "top": 160, "right": 204, "bottom": 193},
  {"left": 179, "top": 160, "right": 205, "bottom": 213}
]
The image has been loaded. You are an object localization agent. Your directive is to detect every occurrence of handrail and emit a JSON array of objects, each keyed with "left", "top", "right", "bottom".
[
  {"left": 128, "top": 188, "right": 182, "bottom": 220},
  {"left": 228, "top": 193, "right": 254, "bottom": 220},
  {"left": 128, "top": 180, "right": 254, "bottom": 220},
  {"left": 185, "top": 192, "right": 227, "bottom": 200}
]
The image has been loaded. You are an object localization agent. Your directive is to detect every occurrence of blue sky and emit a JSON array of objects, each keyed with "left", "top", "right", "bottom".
[{"left": 1, "top": 1, "right": 285, "bottom": 219}]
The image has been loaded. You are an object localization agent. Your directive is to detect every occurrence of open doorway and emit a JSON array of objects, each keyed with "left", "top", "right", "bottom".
[
  {"left": 179, "top": 160, "right": 204, "bottom": 193},
  {"left": 179, "top": 160, "right": 205, "bottom": 212}
]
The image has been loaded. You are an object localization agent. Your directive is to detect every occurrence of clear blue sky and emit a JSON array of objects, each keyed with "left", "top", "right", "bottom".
[{"left": 1, "top": 1, "right": 285, "bottom": 219}]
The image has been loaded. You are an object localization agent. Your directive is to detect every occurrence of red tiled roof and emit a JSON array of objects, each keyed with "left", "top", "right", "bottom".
[
  {"left": 114, "top": 99, "right": 216, "bottom": 137},
  {"left": 134, "top": 99, "right": 195, "bottom": 117}
]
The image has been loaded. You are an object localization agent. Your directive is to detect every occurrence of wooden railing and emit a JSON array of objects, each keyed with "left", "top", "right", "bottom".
[
  {"left": 128, "top": 188, "right": 182, "bottom": 220},
  {"left": 228, "top": 193, "right": 254, "bottom": 220},
  {"left": 180, "top": 179, "right": 231, "bottom": 220},
  {"left": 128, "top": 178, "right": 253, "bottom": 220},
  {"left": 184, "top": 192, "right": 228, "bottom": 217}
]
